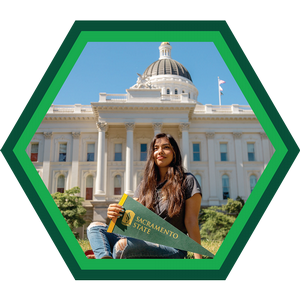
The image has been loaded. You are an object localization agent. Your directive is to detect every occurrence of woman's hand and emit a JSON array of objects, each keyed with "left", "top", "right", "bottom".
[{"left": 107, "top": 204, "right": 124, "bottom": 219}]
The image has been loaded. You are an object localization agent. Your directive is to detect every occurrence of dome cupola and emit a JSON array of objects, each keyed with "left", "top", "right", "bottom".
[{"left": 159, "top": 42, "right": 172, "bottom": 59}]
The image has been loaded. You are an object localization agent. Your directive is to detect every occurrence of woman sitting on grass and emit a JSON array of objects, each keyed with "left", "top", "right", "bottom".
[{"left": 87, "top": 133, "right": 202, "bottom": 259}]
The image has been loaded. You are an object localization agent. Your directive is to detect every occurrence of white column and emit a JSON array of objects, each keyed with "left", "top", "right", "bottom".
[
  {"left": 42, "top": 132, "right": 52, "bottom": 189},
  {"left": 180, "top": 123, "right": 190, "bottom": 171},
  {"left": 233, "top": 132, "right": 245, "bottom": 199},
  {"left": 260, "top": 132, "right": 270, "bottom": 169},
  {"left": 125, "top": 122, "right": 134, "bottom": 195},
  {"left": 206, "top": 132, "right": 218, "bottom": 203},
  {"left": 153, "top": 122, "right": 162, "bottom": 136},
  {"left": 95, "top": 122, "right": 107, "bottom": 195},
  {"left": 71, "top": 132, "right": 80, "bottom": 188}
]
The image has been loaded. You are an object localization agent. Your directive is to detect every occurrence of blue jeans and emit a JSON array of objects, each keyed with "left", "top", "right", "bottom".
[{"left": 87, "top": 223, "right": 187, "bottom": 259}]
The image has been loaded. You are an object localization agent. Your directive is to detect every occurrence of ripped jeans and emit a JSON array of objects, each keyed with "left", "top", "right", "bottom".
[{"left": 87, "top": 223, "right": 187, "bottom": 259}]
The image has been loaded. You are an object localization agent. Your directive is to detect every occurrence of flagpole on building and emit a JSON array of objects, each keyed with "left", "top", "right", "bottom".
[
  {"left": 218, "top": 77, "right": 225, "bottom": 106},
  {"left": 218, "top": 77, "right": 221, "bottom": 106}
]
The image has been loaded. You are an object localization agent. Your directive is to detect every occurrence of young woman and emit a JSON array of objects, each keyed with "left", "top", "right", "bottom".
[{"left": 87, "top": 133, "right": 202, "bottom": 259}]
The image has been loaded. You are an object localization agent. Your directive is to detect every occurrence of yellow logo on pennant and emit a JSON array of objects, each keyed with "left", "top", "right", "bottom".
[{"left": 121, "top": 210, "right": 135, "bottom": 226}]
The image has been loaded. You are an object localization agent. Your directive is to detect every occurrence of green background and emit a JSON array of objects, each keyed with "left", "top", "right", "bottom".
[{"left": 0, "top": 21, "right": 300, "bottom": 280}]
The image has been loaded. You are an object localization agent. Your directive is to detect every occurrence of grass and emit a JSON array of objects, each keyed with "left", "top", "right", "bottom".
[
  {"left": 78, "top": 239, "right": 93, "bottom": 253},
  {"left": 77, "top": 239, "right": 222, "bottom": 259}
]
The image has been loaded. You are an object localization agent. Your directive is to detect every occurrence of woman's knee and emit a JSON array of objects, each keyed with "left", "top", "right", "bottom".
[
  {"left": 114, "top": 238, "right": 128, "bottom": 259},
  {"left": 88, "top": 222, "right": 106, "bottom": 230},
  {"left": 113, "top": 238, "right": 146, "bottom": 259}
]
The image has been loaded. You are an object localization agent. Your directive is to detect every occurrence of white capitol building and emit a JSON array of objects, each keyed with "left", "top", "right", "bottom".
[{"left": 27, "top": 42, "right": 273, "bottom": 238}]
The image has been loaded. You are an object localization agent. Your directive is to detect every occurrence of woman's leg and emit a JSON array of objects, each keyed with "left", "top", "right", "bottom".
[
  {"left": 112, "top": 237, "right": 187, "bottom": 259},
  {"left": 87, "top": 222, "right": 120, "bottom": 259}
]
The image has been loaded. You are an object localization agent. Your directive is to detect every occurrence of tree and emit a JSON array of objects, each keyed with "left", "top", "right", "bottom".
[
  {"left": 199, "top": 197, "right": 244, "bottom": 241},
  {"left": 51, "top": 186, "right": 86, "bottom": 238}
]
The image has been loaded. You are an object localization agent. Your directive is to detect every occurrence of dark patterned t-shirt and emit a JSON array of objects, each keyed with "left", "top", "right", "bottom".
[{"left": 133, "top": 173, "right": 202, "bottom": 234}]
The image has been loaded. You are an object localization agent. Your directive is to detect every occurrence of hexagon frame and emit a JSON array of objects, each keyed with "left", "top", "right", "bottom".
[{"left": 13, "top": 31, "right": 288, "bottom": 270}]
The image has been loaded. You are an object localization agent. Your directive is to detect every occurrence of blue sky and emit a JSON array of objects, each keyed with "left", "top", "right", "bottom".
[{"left": 53, "top": 42, "right": 249, "bottom": 106}]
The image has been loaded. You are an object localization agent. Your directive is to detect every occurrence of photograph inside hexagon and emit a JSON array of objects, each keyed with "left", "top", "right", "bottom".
[{"left": 26, "top": 42, "right": 274, "bottom": 256}]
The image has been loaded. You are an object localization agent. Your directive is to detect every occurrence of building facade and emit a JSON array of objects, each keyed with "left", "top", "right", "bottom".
[{"left": 27, "top": 42, "right": 274, "bottom": 238}]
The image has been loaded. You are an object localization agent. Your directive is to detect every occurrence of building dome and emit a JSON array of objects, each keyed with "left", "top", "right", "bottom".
[
  {"left": 142, "top": 42, "right": 193, "bottom": 82},
  {"left": 130, "top": 42, "right": 198, "bottom": 101},
  {"left": 143, "top": 59, "right": 192, "bottom": 81}
]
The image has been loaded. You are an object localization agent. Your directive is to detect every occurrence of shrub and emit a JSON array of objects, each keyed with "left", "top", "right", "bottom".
[
  {"left": 51, "top": 186, "right": 86, "bottom": 239},
  {"left": 199, "top": 197, "right": 244, "bottom": 241},
  {"left": 223, "top": 198, "right": 243, "bottom": 215},
  {"left": 200, "top": 209, "right": 236, "bottom": 241},
  {"left": 236, "top": 195, "right": 245, "bottom": 205}
]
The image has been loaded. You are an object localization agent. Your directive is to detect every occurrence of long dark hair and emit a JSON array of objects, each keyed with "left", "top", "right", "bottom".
[{"left": 138, "top": 133, "right": 186, "bottom": 217}]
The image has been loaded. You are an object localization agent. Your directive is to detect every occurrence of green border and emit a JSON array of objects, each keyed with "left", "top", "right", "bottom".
[{"left": 13, "top": 31, "right": 287, "bottom": 270}]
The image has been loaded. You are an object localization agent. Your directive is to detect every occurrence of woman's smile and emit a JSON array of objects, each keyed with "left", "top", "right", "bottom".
[{"left": 157, "top": 155, "right": 165, "bottom": 160}]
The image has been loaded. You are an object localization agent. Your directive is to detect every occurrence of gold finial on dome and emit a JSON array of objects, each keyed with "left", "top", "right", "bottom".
[{"left": 161, "top": 42, "right": 170, "bottom": 45}]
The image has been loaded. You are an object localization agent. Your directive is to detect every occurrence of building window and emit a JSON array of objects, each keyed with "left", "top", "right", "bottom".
[
  {"left": 175, "top": 89, "right": 178, "bottom": 95},
  {"left": 195, "top": 174, "right": 202, "bottom": 188},
  {"left": 57, "top": 175, "right": 65, "bottom": 193},
  {"left": 182, "top": 90, "right": 185, "bottom": 93},
  {"left": 87, "top": 143, "right": 95, "bottom": 161},
  {"left": 86, "top": 175, "right": 93, "bottom": 200},
  {"left": 114, "top": 175, "right": 122, "bottom": 195},
  {"left": 250, "top": 175, "right": 257, "bottom": 192},
  {"left": 247, "top": 143, "right": 255, "bottom": 161},
  {"left": 114, "top": 143, "right": 122, "bottom": 161},
  {"left": 166, "top": 89, "right": 170, "bottom": 95},
  {"left": 193, "top": 143, "right": 200, "bottom": 161},
  {"left": 31, "top": 143, "right": 39, "bottom": 162},
  {"left": 59, "top": 143, "right": 67, "bottom": 162},
  {"left": 222, "top": 175, "right": 230, "bottom": 199},
  {"left": 220, "top": 143, "right": 228, "bottom": 161},
  {"left": 140, "top": 144, "right": 147, "bottom": 161}
]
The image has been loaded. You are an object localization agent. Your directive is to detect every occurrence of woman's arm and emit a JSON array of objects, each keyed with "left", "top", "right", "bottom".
[{"left": 184, "top": 193, "right": 202, "bottom": 259}]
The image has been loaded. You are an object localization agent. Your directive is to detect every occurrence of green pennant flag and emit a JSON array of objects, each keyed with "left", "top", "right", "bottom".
[{"left": 107, "top": 194, "right": 214, "bottom": 258}]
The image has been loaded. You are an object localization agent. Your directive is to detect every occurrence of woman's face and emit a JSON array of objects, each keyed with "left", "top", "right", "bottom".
[{"left": 153, "top": 137, "right": 174, "bottom": 169}]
